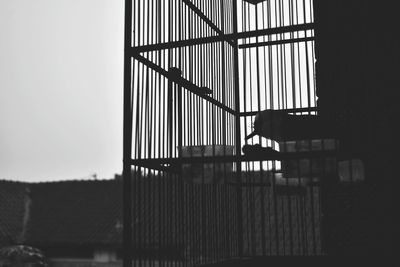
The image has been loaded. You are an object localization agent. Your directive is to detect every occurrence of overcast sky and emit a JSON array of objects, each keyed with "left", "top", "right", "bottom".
[{"left": 0, "top": 0, "right": 124, "bottom": 182}]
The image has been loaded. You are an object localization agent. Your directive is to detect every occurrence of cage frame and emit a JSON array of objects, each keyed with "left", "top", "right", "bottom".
[{"left": 122, "top": 1, "right": 327, "bottom": 266}]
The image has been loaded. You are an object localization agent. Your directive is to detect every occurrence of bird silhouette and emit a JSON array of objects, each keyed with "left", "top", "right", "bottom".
[{"left": 245, "top": 109, "right": 338, "bottom": 142}]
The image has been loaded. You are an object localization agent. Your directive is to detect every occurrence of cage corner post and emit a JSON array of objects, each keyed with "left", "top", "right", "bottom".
[
  {"left": 232, "top": 0, "right": 244, "bottom": 258},
  {"left": 123, "top": 0, "right": 133, "bottom": 266}
]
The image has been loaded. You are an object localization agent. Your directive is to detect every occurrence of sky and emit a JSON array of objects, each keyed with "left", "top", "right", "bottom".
[{"left": 0, "top": 0, "right": 124, "bottom": 182}]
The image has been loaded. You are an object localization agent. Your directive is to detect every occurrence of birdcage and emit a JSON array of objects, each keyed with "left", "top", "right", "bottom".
[{"left": 121, "top": 0, "right": 364, "bottom": 266}]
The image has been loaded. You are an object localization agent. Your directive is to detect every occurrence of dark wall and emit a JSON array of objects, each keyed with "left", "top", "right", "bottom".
[
  {"left": 313, "top": 0, "right": 395, "bottom": 256},
  {"left": 314, "top": 0, "right": 395, "bottom": 179}
]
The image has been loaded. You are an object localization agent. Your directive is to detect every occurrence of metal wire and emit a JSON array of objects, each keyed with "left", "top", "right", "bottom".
[{"left": 124, "top": 1, "right": 326, "bottom": 266}]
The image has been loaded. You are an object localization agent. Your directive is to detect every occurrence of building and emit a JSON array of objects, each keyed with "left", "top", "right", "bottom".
[{"left": 0, "top": 179, "right": 123, "bottom": 266}]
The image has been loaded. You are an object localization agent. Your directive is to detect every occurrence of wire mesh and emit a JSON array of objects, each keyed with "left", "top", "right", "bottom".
[{"left": 123, "top": 1, "right": 332, "bottom": 266}]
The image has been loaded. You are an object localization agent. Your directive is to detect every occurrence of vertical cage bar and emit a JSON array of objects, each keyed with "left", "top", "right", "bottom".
[
  {"left": 123, "top": 0, "right": 133, "bottom": 265},
  {"left": 232, "top": 0, "right": 244, "bottom": 258}
]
